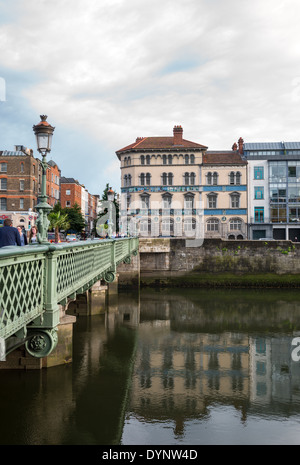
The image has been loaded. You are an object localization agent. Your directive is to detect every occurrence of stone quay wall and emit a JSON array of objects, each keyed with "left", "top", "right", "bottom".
[{"left": 117, "top": 238, "right": 300, "bottom": 288}]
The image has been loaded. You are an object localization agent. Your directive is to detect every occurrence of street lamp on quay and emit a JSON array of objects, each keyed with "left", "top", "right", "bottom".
[
  {"left": 107, "top": 187, "right": 114, "bottom": 238},
  {"left": 32, "top": 115, "right": 55, "bottom": 244}
]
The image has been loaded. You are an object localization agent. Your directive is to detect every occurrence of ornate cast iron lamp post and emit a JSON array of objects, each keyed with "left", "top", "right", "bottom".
[
  {"left": 33, "top": 115, "right": 55, "bottom": 244},
  {"left": 107, "top": 187, "right": 114, "bottom": 238}
]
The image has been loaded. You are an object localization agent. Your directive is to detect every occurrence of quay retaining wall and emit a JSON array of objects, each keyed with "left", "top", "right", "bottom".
[{"left": 118, "top": 238, "right": 300, "bottom": 288}]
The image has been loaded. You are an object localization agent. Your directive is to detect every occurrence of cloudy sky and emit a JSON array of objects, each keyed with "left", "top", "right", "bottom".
[{"left": 0, "top": 0, "right": 300, "bottom": 196}]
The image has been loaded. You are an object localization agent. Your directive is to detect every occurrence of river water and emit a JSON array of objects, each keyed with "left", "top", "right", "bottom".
[{"left": 1, "top": 287, "right": 300, "bottom": 445}]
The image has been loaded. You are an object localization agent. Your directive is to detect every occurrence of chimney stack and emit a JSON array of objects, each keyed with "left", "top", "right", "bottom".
[
  {"left": 173, "top": 125, "right": 183, "bottom": 145},
  {"left": 232, "top": 142, "right": 237, "bottom": 151},
  {"left": 238, "top": 137, "right": 244, "bottom": 154}
]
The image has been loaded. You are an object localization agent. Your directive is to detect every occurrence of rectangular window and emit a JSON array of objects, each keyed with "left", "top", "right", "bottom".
[
  {"left": 0, "top": 198, "right": 7, "bottom": 210},
  {"left": 255, "top": 187, "right": 264, "bottom": 199},
  {"left": 20, "top": 198, "right": 24, "bottom": 209},
  {"left": 254, "top": 207, "right": 264, "bottom": 223},
  {"left": 66, "top": 189, "right": 71, "bottom": 195},
  {"left": 254, "top": 166, "right": 264, "bottom": 180},
  {"left": 163, "top": 197, "right": 171, "bottom": 209},
  {"left": 141, "top": 196, "right": 149, "bottom": 209},
  {"left": 20, "top": 162, "right": 24, "bottom": 173},
  {"left": 20, "top": 180, "right": 24, "bottom": 191},
  {"left": 208, "top": 195, "right": 217, "bottom": 208},
  {"left": 288, "top": 166, "right": 296, "bottom": 178},
  {"left": 231, "top": 194, "right": 240, "bottom": 208},
  {"left": 0, "top": 178, "right": 7, "bottom": 190},
  {"left": 0, "top": 163, "right": 7, "bottom": 173}
]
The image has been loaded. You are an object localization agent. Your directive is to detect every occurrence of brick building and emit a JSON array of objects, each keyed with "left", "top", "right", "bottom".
[
  {"left": 60, "top": 177, "right": 82, "bottom": 210},
  {"left": 0, "top": 145, "right": 39, "bottom": 229},
  {"left": 60, "top": 177, "right": 99, "bottom": 234},
  {"left": 46, "top": 160, "right": 60, "bottom": 207}
]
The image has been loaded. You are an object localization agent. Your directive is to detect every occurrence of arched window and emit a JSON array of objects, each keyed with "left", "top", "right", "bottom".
[
  {"left": 184, "top": 218, "right": 196, "bottom": 233},
  {"left": 140, "top": 155, "right": 145, "bottom": 165},
  {"left": 190, "top": 172, "right": 195, "bottom": 185},
  {"left": 230, "top": 218, "right": 242, "bottom": 230},
  {"left": 168, "top": 155, "right": 172, "bottom": 165},
  {"left": 140, "top": 173, "right": 145, "bottom": 186},
  {"left": 207, "top": 172, "right": 212, "bottom": 185},
  {"left": 162, "top": 172, "right": 173, "bottom": 186},
  {"left": 212, "top": 172, "right": 218, "bottom": 185},
  {"left": 146, "top": 173, "right": 151, "bottom": 186},
  {"left": 236, "top": 172, "right": 241, "bottom": 185},
  {"left": 190, "top": 154, "right": 195, "bottom": 164},
  {"left": 127, "top": 174, "right": 131, "bottom": 186},
  {"left": 229, "top": 171, "right": 235, "bottom": 185},
  {"left": 124, "top": 157, "right": 127, "bottom": 166},
  {"left": 184, "top": 172, "right": 190, "bottom": 185},
  {"left": 207, "top": 218, "right": 219, "bottom": 232},
  {"left": 127, "top": 156, "right": 131, "bottom": 166},
  {"left": 146, "top": 155, "right": 151, "bottom": 165},
  {"left": 124, "top": 175, "right": 128, "bottom": 187},
  {"left": 140, "top": 219, "right": 151, "bottom": 236},
  {"left": 163, "top": 155, "right": 167, "bottom": 165},
  {"left": 185, "top": 154, "right": 189, "bottom": 165}
]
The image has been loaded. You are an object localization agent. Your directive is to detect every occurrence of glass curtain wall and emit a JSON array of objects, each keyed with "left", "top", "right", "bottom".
[{"left": 269, "top": 161, "right": 300, "bottom": 223}]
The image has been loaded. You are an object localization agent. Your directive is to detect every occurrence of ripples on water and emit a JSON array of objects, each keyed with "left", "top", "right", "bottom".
[{"left": 1, "top": 288, "right": 300, "bottom": 445}]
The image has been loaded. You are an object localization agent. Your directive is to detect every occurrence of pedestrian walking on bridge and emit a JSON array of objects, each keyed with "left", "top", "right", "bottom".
[{"left": 0, "top": 219, "right": 21, "bottom": 248}]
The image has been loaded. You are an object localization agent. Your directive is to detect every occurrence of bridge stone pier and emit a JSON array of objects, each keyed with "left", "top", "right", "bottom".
[{"left": 0, "top": 237, "right": 139, "bottom": 369}]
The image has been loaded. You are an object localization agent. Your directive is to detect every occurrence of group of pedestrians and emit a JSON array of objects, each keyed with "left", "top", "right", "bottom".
[{"left": 0, "top": 219, "right": 38, "bottom": 248}]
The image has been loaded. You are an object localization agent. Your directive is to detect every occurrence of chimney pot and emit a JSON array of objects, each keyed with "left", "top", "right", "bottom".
[
  {"left": 238, "top": 137, "right": 244, "bottom": 154},
  {"left": 173, "top": 125, "right": 183, "bottom": 145}
]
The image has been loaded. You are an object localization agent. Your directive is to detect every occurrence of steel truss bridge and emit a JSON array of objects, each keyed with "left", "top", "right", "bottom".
[{"left": 0, "top": 237, "right": 139, "bottom": 359}]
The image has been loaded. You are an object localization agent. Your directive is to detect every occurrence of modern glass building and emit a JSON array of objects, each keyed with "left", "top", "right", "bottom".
[{"left": 244, "top": 141, "right": 300, "bottom": 240}]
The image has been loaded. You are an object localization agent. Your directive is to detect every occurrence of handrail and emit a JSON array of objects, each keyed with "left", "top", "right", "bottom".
[{"left": 0, "top": 237, "right": 139, "bottom": 356}]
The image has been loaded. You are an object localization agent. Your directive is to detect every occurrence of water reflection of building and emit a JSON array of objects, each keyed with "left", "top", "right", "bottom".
[
  {"left": 250, "top": 335, "right": 300, "bottom": 406},
  {"left": 127, "top": 290, "right": 300, "bottom": 432},
  {"left": 130, "top": 325, "right": 251, "bottom": 428}
]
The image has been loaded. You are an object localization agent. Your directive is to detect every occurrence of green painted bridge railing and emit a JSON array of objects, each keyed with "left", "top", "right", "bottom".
[{"left": 0, "top": 237, "right": 139, "bottom": 358}]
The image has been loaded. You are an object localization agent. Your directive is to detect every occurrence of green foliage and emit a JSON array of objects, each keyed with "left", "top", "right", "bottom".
[
  {"left": 48, "top": 210, "right": 70, "bottom": 242},
  {"left": 52, "top": 202, "right": 86, "bottom": 233},
  {"left": 62, "top": 202, "right": 86, "bottom": 233}
]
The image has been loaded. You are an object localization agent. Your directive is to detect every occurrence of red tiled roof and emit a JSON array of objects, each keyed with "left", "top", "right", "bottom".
[
  {"left": 116, "top": 136, "right": 207, "bottom": 155},
  {"left": 203, "top": 151, "right": 247, "bottom": 165}
]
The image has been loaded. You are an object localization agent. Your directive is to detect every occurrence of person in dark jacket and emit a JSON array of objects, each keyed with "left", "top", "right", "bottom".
[
  {"left": 17, "top": 225, "right": 28, "bottom": 246},
  {"left": 0, "top": 219, "right": 21, "bottom": 247}
]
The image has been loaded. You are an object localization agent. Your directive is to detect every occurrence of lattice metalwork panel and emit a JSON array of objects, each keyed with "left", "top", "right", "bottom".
[
  {"left": 115, "top": 240, "right": 129, "bottom": 262},
  {"left": 56, "top": 244, "right": 113, "bottom": 298},
  {"left": 0, "top": 258, "right": 44, "bottom": 338}
]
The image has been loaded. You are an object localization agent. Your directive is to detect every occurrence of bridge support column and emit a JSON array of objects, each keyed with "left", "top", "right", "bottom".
[
  {"left": 117, "top": 251, "right": 140, "bottom": 290},
  {"left": 0, "top": 308, "right": 76, "bottom": 370},
  {"left": 88, "top": 281, "right": 107, "bottom": 315}
]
